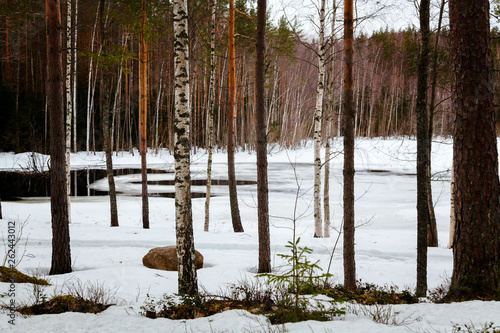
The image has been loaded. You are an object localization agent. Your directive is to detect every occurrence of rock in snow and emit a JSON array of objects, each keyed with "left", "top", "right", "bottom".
[{"left": 142, "top": 246, "right": 204, "bottom": 271}]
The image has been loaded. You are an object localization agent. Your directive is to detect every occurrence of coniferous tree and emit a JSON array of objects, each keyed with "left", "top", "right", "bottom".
[
  {"left": 447, "top": 0, "right": 500, "bottom": 300},
  {"left": 46, "top": 0, "right": 72, "bottom": 275},
  {"left": 416, "top": 0, "right": 430, "bottom": 298},
  {"left": 343, "top": 0, "right": 356, "bottom": 290},
  {"left": 256, "top": 0, "right": 270, "bottom": 273}
]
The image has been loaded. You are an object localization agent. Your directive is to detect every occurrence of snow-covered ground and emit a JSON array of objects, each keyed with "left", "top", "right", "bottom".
[{"left": 1, "top": 138, "right": 499, "bottom": 332}]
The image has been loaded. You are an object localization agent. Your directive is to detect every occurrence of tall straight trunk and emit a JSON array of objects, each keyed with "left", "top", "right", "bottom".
[
  {"left": 323, "top": 0, "right": 337, "bottom": 239},
  {"left": 173, "top": 0, "right": 198, "bottom": 296},
  {"left": 204, "top": 0, "right": 217, "bottom": 232},
  {"left": 313, "top": 0, "right": 326, "bottom": 238},
  {"left": 46, "top": 0, "right": 72, "bottom": 275},
  {"left": 65, "top": 0, "right": 72, "bottom": 223},
  {"left": 72, "top": 0, "right": 78, "bottom": 152},
  {"left": 343, "top": 0, "right": 356, "bottom": 290},
  {"left": 227, "top": 0, "right": 244, "bottom": 233},
  {"left": 256, "top": 0, "right": 270, "bottom": 273},
  {"left": 98, "top": 0, "right": 118, "bottom": 228},
  {"left": 426, "top": 0, "right": 446, "bottom": 248},
  {"left": 5, "top": 0, "right": 12, "bottom": 87},
  {"left": 448, "top": 0, "right": 500, "bottom": 300},
  {"left": 86, "top": 2, "right": 99, "bottom": 155},
  {"left": 416, "top": 0, "right": 430, "bottom": 298},
  {"left": 140, "top": 0, "right": 149, "bottom": 229}
]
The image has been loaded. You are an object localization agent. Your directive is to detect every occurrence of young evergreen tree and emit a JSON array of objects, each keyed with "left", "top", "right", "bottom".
[
  {"left": 173, "top": 0, "right": 198, "bottom": 295},
  {"left": 46, "top": 0, "right": 72, "bottom": 275},
  {"left": 447, "top": 0, "right": 500, "bottom": 300}
]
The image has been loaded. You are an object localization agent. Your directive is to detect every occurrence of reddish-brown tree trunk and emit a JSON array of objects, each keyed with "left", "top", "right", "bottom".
[
  {"left": 46, "top": 0, "right": 72, "bottom": 275},
  {"left": 256, "top": 0, "right": 270, "bottom": 273},
  {"left": 448, "top": 0, "right": 500, "bottom": 300},
  {"left": 343, "top": 0, "right": 356, "bottom": 290},
  {"left": 227, "top": 0, "right": 244, "bottom": 233},
  {"left": 140, "top": 0, "right": 149, "bottom": 229}
]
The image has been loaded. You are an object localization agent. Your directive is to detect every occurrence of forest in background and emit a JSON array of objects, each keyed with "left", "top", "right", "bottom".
[{"left": 3, "top": 0, "right": 500, "bottom": 153}]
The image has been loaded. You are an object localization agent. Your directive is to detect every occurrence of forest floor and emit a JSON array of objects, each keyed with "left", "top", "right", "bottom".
[{"left": 1, "top": 138, "right": 499, "bottom": 332}]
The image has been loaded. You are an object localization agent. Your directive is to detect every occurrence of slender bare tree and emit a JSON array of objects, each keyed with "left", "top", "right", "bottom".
[
  {"left": 256, "top": 0, "right": 271, "bottom": 273},
  {"left": 140, "top": 0, "right": 149, "bottom": 229},
  {"left": 416, "top": 0, "right": 430, "bottom": 297},
  {"left": 173, "top": 0, "right": 198, "bottom": 295},
  {"left": 204, "top": 0, "right": 217, "bottom": 232},
  {"left": 313, "top": 0, "right": 326, "bottom": 238},
  {"left": 227, "top": 0, "right": 244, "bottom": 233}
]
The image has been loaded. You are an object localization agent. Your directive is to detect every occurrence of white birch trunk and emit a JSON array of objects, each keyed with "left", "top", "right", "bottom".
[
  {"left": 313, "top": 0, "right": 326, "bottom": 238},
  {"left": 65, "top": 0, "right": 72, "bottom": 223},
  {"left": 205, "top": 0, "right": 217, "bottom": 232},
  {"left": 86, "top": 2, "right": 99, "bottom": 155},
  {"left": 323, "top": 0, "right": 337, "bottom": 238},
  {"left": 173, "top": 0, "right": 198, "bottom": 295},
  {"left": 72, "top": 0, "right": 78, "bottom": 152}
]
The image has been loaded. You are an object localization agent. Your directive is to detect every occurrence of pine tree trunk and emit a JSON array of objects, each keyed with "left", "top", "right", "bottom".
[
  {"left": 343, "top": 0, "right": 356, "bottom": 290},
  {"left": 204, "top": 0, "right": 217, "bottom": 232},
  {"left": 46, "top": 0, "right": 72, "bottom": 275},
  {"left": 98, "top": 0, "right": 118, "bottom": 228},
  {"left": 426, "top": 0, "right": 446, "bottom": 248},
  {"left": 140, "top": 0, "right": 149, "bottom": 229},
  {"left": 313, "top": 0, "right": 326, "bottom": 238},
  {"left": 173, "top": 0, "right": 198, "bottom": 296},
  {"left": 416, "top": 0, "right": 430, "bottom": 298},
  {"left": 227, "top": 0, "right": 244, "bottom": 233},
  {"left": 448, "top": 0, "right": 500, "bottom": 300},
  {"left": 86, "top": 2, "right": 99, "bottom": 155},
  {"left": 256, "top": 0, "right": 271, "bottom": 273}
]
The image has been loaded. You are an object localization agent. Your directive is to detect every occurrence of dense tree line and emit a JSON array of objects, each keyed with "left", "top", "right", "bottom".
[{"left": 6, "top": 1, "right": 500, "bottom": 153}]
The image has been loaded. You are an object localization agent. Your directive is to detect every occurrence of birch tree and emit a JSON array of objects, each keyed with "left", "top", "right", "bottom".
[
  {"left": 46, "top": 0, "right": 72, "bottom": 275},
  {"left": 313, "top": 0, "right": 326, "bottom": 238},
  {"left": 173, "top": 0, "right": 198, "bottom": 295},
  {"left": 65, "top": 0, "right": 72, "bottom": 223},
  {"left": 204, "top": 0, "right": 217, "bottom": 232}
]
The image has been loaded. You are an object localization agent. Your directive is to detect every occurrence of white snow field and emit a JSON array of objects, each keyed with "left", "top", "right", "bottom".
[{"left": 1, "top": 138, "right": 499, "bottom": 332}]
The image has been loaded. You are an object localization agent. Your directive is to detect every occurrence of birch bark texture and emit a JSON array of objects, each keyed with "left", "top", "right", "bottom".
[
  {"left": 46, "top": 0, "right": 72, "bottom": 275},
  {"left": 313, "top": 0, "right": 326, "bottom": 238},
  {"left": 448, "top": 0, "right": 500, "bottom": 300},
  {"left": 65, "top": 0, "right": 72, "bottom": 223},
  {"left": 173, "top": 0, "right": 198, "bottom": 296},
  {"left": 204, "top": 0, "right": 217, "bottom": 232}
]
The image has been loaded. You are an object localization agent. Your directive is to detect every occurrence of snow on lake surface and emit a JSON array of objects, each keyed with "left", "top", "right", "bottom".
[{"left": 1, "top": 138, "right": 499, "bottom": 332}]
